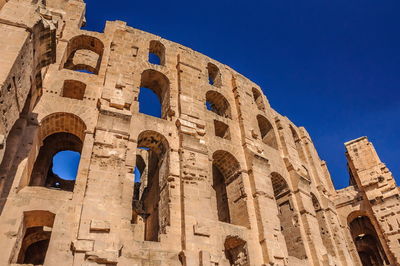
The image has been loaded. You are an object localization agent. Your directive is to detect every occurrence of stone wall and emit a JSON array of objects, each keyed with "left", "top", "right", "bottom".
[{"left": 0, "top": 0, "right": 398, "bottom": 265}]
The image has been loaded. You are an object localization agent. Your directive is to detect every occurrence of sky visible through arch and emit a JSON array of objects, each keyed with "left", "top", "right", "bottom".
[{"left": 72, "top": 0, "right": 400, "bottom": 189}]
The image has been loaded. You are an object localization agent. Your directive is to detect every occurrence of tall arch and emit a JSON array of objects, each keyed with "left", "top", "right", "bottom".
[
  {"left": 271, "top": 172, "right": 307, "bottom": 260},
  {"left": 139, "top": 69, "right": 170, "bottom": 119},
  {"left": 149, "top": 40, "right": 165, "bottom": 65},
  {"left": 63, "top": 35, "right": 104, "bottom": 74},
  {"left": 207, "top": 62, "right": 222, "bottom": 87},
  {"left": 29, "top": 113, "right": 86, "bottom": 191},
  {"left": 212, "top": 150, "right": 249, "bottom": 226},
  {"left": 290, "top": 125, "right": 307, "bottom": 164},
  {"left": 252, "top": 87, "right": 265, "bottom": 111},
  {"left": 224, "top": 236, "right": 249, "bottom": 265},
  {"left": 256, "top": 115, "right": 278, "bottom": 149},
  {"left": 205, "top": 90, "right": 232, "bottom": 119},
  {"left": 348, "top": 212, "right": 390, "bottom": 265},
  {"left": 134, "top": 130, "right": 170, "bottom": 241},
  {"left": 14, "top": 210, "right": 55, "bottom": 265}
]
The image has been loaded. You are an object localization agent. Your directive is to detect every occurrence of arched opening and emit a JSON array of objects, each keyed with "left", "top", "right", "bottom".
[
  {"left": 29, "top": 113, "right": 86, "bottom": 192},
  {"left": 207, "top": 62, "right": 222, "bottom": 87},
  {"left": 132, "top": 153, "right": 147, "bottom": 224},
  {"left": 205, "top": 90, "right": 231, "bottom": 119},
  {"left": 256, "top": 115, "right": 278, "bottom": 149},
  {"left": 132, "top": 131, "right": 169, "bottom": 241},
  {"left": 63, "top": 35, "right": 104, "bottom": 74},
  {"left": 212, "top": 151, "right": 248, "bottom": 226},
  {"left": 15, "top": 210, "right": 55, "bottom": 265},
  {"left": 139, "top": 69, "right": 170, "bottom": 119},
  {"left": 149, "top": 40, "right": 165, "bottom": 65},
  {"left": 310, "top": 193, "right": 335, "bottom": 257},
  {"left": 348, "top": 214, "right": 389, "bottom": 265},
  {"left": 290, "top": 126, "right": 307, "bottom": 163},
  {"left": 252, "top": 87, "right": 265, "bottom": 111},
  {"left": 62, "top": 80, "right": 86, "bottom": 100},
  {"left": 271, "top": 172, "right": 307, "bottom": 260},
  {"left": 224, "top": 236, "right": 249, "bottom": 265},
  {"left": 214, "top": 120, "right": 230, "bottom": 140}
]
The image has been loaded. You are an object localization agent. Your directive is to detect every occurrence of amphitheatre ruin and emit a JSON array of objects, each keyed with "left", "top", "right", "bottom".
[{"left": 0, "top": 0, "right": 399, "bottom": 265}]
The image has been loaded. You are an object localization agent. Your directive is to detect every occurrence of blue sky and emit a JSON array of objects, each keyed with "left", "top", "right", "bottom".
[
  {"left": 53, "top": 151, "right": 80, "bottom": 180},
  {"left": 81, "top": 0, "right": 400, "bottom": 189}
]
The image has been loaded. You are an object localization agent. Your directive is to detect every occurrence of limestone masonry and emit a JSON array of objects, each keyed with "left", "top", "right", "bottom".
[{"left": 0, "top": 0, "right": 399, "bottom": 265}]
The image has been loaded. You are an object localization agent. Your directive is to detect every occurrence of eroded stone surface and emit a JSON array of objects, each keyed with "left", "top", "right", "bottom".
[{"left": 0, "top": 0, "right": 398, "bottom": 265}]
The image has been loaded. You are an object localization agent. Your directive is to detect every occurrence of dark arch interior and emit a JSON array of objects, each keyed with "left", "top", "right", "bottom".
[
  {"left": 205, "top": 90, "right": 231, "bottom": 119},
  {"left": 271, "top": 172, "right": 307, "bottom": 260},
  {"left": 132, "top": 131, "right": 169, "bottom": 241},
  {"left": 212, "top": 151, "right": 249, "bottom": 226},
  {"left": 29, "top": 132, "right": 82, "bottom": 192},
  {"left": 252, "top": 87, "right": 265, "bottom": 111},
  {"left": 207, "top": 62, "right": 222, "bottom": 87},
  {"left": 16, "top": 211, "right": 55, "bottom": 265},
  {"left": 212, "top": 165, "right": 230, "bottom": 223},
  {"left": 256, "top": 115, "right": 278, "bottom": 149},
  {"left": 349, "top": 215, "right": 389, "bottom": 266},
  {"left": 224, "top": 236, "right": 249, "bottom": 265}
]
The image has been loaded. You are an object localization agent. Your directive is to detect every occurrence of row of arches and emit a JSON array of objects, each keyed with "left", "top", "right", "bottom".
[{"left": 6, "top": 111, "right": 390, "bottom": 265}]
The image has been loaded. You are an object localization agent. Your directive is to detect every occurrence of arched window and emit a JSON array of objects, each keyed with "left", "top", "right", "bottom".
[
  {"left": 212, "top": 150, "right": 249, "bottom": 226},
  {"left": 224, "top": 236, "right": 249, "bottom": 265},
  {"left": 62, "top": 80, "right": 86, "bottom": 100},
  {"left": 132, "top": 131, "right": 169, "bottom": 241},
  {"left": 139, "top": 69, "right": 170, "bottom": 119},
  {"left": 207, "top": 63, "right": 222, "bottom": 87},
  {"left": 271, "top": 172, "right": 307, "bottom": 260},
  {"left": 29, "top": 113, "right": 86, "bottom": 192},
  {"left": 348, "top": 213, "right": 390, "bottom": 265},
  {"left": 63, "top": 35, "right": 104, "bottom": 74},
  {"left": 256, "top": 115, "right": 278, "bottom": 149},
  {"left": 149, "top": 40, "right": 165, "bottom": 65},
  {"left": 252, "top": 87, "right": 265, "bottom": 111},
  {"left": 14, "top": 211, "right": 55, "bottom": 265},
  {"left": 205, "top": 90, "right": 231, "bottom": 119},
  {"left": 290, "top": 125, "right": 307, "bottom": 164}
]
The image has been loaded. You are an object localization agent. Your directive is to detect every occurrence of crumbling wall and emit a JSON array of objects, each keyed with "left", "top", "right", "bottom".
[{"left": 0, "top": 0, "right": 398, "bottom": 265}]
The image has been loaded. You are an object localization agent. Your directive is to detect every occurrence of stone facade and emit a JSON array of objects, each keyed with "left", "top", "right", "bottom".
[{"left": 0, "top": 0, "right": 398, "bottom": 265}]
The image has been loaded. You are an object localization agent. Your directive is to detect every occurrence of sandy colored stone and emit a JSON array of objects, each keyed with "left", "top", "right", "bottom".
[{"left": 0, "top": 0, "right": 398, "bottom": 265}]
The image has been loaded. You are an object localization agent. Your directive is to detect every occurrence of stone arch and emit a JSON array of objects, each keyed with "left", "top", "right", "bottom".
[
  {"left": 205, "top": 90, "right": 232, "bottom": 119},
  {"left": 149, "top": 40, "right": 166, "bottom": 65},
  {"left": 14, "top": 210, "right": 55, "bottom": 265},
  {"left": 29, "top": 113, "right": 87, "bottom": 191},
  {"left": 207, "top": 62, "right": 222, "bottom": 87},
  {"left": 63, "top": 35, "right": 104, "bottom": 74},
  {"left": 224, "top": 235, "right": 249, "bottom": 265},
  {"left": 139, "top": 69, "right": 170, "bottom": 119},
  {"left": 212, "top": 150, "right": 249, "bottom": 226},
  {"left": 256, "top": 115, "right": 278, "bottom": 149},
  {"left": 271, "top": 172, "right": 307, "bottom": 260},
  {"left": 347, "top": 211, "right": 390, "bottom": 265},
  {"left": 289, "top": 125, "right": 306, "bottom": 163},
  {"left": 39, "top": 112, "right": 86, "bottom": 142},
  {"left": 134, "top": 130, "right": 170, "bottom": 241},
  {"left": 252, "top": 87, "right": 265, "bottom": 111}
]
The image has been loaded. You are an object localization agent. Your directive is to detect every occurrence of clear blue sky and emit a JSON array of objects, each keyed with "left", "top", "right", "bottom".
[{"left": 82, "top": 0, "right": 400, "bottom": 189}]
